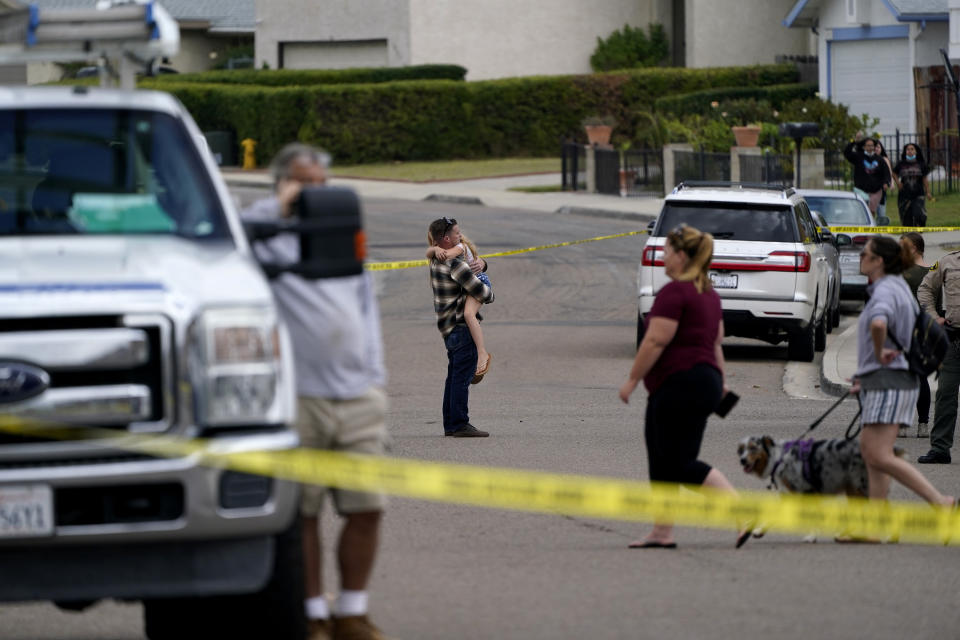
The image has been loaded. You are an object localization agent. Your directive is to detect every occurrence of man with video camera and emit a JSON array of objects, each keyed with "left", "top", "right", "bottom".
[{"left": 242, "top": 143, "right": 389, "bottom": 640}]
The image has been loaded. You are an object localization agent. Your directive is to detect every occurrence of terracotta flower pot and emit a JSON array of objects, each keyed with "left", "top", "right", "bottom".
[
  {"left": 584, "top": 125, "right": 613, "bottom": 146},
  {"left": 732, "top": 125, "right": 761, "bottom": 147}
]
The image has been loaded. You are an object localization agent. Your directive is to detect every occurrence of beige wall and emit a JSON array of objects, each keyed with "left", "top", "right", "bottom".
[
  {"left": 168, "top": 31, "right": 245, "bottom": 73},
  {"left": 407, "top": 0, "right": 664, "bottom": 79},
  {"left": 685, "top": 0, "right": 809, "bottom": 68},
  {"left": 255, "top": 0, "right": 410, "bottom": 70}
]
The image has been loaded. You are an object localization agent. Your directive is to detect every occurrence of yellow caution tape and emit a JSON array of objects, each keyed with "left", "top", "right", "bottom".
[
  {"left": 364, "top": 230, "right": 648, "bottom": 271},
  {"left": 1, "top": 416, "right": 958, "bottom": 546},
  {"left": 827, "top": 225, "right": 960, "bottom": 234}
]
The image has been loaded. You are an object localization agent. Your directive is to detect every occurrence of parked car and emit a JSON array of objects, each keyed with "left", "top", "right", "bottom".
[
  {"left": 809, "top": 210, "right": 842, "bottom": 330},
  {"left": 637, "top": 182, "right": 831, "bottom": 362},
  {"left": 797, "top": 189, "right": 884, "bottom": 300}
]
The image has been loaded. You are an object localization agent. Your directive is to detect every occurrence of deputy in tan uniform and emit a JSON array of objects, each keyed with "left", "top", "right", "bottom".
[{"left": 917, "top": 251, "right": 960, "bottom": 464}]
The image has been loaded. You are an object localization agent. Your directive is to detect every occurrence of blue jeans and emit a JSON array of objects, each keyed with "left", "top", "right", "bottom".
[{"left": 442, "top": 325, "right": 477, "bottom": 434}]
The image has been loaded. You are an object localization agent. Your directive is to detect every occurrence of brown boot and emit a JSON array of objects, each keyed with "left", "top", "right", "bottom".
[
  {"left": 307, "top": 618, "right": 332, "bottom": 640},
  {"left": 333, "top": 614, "right": 387, "bottom": 640}
]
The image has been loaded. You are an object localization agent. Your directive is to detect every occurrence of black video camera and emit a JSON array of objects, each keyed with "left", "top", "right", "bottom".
[{"left": 244, "top": 186, "right": 366, "bottom": 280}]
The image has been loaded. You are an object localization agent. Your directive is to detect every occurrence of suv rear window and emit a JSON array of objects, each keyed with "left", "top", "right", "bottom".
[
  {"left": 655, "top": 202, "right": 797, "bottom": 242},
  {"left": 0, "top": 108, "right": 230, "bottom": 239}
]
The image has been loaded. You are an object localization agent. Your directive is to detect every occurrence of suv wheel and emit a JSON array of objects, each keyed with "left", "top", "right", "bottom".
[
  {"left": 144, "top": 516, "right": 306, "bottom": 640},
  {"left": 787, "top": 316, "right": 816, "bottom": 362},
  {"left": 832, "top": 303, "right": 841, "bottom": 328},
  {"left": 814, "top": 312, "right": 827, "bottom": 352}
]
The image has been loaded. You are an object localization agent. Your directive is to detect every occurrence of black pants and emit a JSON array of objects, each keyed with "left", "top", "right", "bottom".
[
  {"left": 644, "top": 364, "right": 722, "bottom": 485},
  {"left": 917, "top": 374, "right": 930, "bottom": 424}
]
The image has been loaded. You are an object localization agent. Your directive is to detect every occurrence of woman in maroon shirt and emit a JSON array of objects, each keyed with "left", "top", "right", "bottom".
[{"left": 619, "top": 224, "right": 748, "bottom": 549}]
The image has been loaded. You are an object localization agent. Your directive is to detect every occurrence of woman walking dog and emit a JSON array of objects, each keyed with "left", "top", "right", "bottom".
[
  {"left": 850, "top": 236, "right": 955, "bottom": 523},
  {"left": 619, "top": 224, "right": 749, "bottom": 549}
]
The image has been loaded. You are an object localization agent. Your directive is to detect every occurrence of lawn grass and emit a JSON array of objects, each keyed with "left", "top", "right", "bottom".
[
  {"left": 335, "top": 157, "right": 560, "bottom": 182},
  {"left": 920, "top": 190, "right": 960, "bottom": 227}
]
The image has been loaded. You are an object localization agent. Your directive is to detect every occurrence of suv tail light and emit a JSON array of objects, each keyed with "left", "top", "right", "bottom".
[
  {"left": 709, "top": 251, "right": 811, "bottom": 273},
  {"left": 852, "top": 235, "right": 869, "bottom": 246},
  {"left": 641, "top": 245, "right": 664, "bottom": 266},
  {"left": 766, "top": 251, "right": 811, "bottom": 272}
]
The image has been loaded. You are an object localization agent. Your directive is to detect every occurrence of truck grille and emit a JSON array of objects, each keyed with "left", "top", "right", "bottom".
[{"left": 0, "top": 314, "right": 174, "bottom": 444}]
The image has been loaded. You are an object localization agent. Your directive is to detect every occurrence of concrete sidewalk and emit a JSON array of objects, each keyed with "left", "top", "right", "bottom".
[{"left": 220, "top": 168, "right": 663, "bottom": 222}]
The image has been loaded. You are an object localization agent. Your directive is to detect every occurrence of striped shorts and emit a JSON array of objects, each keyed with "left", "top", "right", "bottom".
[{"left": 859, "top": 387, "right": 920, "bottom": 428}]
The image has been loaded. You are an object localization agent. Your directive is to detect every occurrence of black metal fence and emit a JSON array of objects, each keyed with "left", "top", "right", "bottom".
[
  {"left": 825, "top": 129, "right": 960, "bottom": 195},
  {"left": 561, "top": 142, "right": 586, "bottom": 191},
  {"left": 595, "top": 148, "right": 620, "bottom": 195},
  {"left": 622, "top": 148, "right": 664, "bottom": 196},
  {"left": 739, "top": 152, "right": 793, "bottom": 187},
  {"left": 561, "top": 142, "right": 664, "bottom": 195},
  {"left": 674, "top": 147, "right": 730, "bottom": 184}
]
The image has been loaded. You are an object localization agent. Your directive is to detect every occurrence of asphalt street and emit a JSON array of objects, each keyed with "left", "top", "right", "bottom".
[{"left": 3, "top": 191, "right": 959, "bottom": 640}]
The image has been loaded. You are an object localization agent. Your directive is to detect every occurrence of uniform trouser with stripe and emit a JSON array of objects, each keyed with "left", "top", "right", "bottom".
[{"left": 931, "top": 342, "right": 960, "bottom": 454}]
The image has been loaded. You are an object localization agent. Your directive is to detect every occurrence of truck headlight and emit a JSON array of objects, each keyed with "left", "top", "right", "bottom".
[{"left": 189, "top": 307, "right": 290, "bottom": 426}]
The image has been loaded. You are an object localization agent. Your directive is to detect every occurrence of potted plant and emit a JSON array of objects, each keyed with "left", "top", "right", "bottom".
[
  {"left": 582, "top": 115, "right": 616, "bottom": 146},
  {"left": 731, "top": 123, "right": 762, "bottom": 147}
]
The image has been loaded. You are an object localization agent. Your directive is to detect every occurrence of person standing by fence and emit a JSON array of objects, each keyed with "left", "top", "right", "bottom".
[
  {"left": 893, "top": 143, "right": 933, "bottom": 227},
  {"left": 844, "top": 133, "right": 890, "bottom": 219}
]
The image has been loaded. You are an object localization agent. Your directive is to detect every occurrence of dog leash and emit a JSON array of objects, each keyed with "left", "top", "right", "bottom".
[{"left": 794, "top": 393, "right": 862, "bottom": 442}]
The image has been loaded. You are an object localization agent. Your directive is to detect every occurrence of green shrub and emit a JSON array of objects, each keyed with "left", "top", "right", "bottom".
[
  {"left": 590, "top": 23, "right": 669, "bottom": 72},
  {"left": 653, "top": 83, "right": 817, "bottom": 117},
  {"left": 134, "top": 63, "right": 798, "bottom": 165},
  {"left": 150, "top": 64, "right": 468, "bottom": 86}
]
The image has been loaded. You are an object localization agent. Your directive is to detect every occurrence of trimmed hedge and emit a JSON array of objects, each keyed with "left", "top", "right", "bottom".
[
  {"left": 149, "top": 64, "right": 468, "bottom": 86},
  {"left": 653, "top": 83, "right": 818, "bottom": 116},
  {"left": 141, "top": 63, "right": 799, "bottom": 165}
]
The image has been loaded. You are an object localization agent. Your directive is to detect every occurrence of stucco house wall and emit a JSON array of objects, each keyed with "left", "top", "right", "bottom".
[
  {"left": 255, "top": 0, "right": 812, "bottom": 78},
  {"left": 254, "top": 0, "right": 411, "bottom": 71},
  {"left": 685, "top": 0, "right": 811, "bottom": 68},
  {"left": 405, "top": 0, "right": 662, "bottom": 79}
]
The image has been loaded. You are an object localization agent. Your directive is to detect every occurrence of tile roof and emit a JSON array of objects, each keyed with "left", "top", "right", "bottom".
[{"left": 26, "top": 0, "right": 253, "bottom": 31}]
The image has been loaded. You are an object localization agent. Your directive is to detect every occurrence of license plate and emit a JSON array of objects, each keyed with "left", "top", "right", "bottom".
[
  {"left": 710, "top": 273, "right": 738, "bottom": 289},
  {"left": 0, "top": 485, "right": 53, "bottom": 538},
  {"left": 841, "top": 253, "right": 860, "bottom": 263}
]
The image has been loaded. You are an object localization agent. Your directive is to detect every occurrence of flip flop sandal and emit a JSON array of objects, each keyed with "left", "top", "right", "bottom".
[{"left": 475, "top": 354, "right": 492, "bottom": 377}]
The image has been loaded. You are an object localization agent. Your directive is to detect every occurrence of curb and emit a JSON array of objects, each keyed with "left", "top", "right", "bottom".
[
  {"left": 556, "top": 206, "right": 656, "bottom": 223},
  {"left": 424, "top": 194, "right": 485, "bottom": 206},
  {"left": 819, "top": 359, "right": 850, "bottom": 398},
  {"left": 819, "top": 323, "right": 856, "bottom": 398}
]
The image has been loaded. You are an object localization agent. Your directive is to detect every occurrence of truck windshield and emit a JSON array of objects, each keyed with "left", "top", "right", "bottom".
[
  {"left": 0, "top": 108, "right": 230, "bottom": 238},
  {"left": 656, "top": 202, "right": 796, "bottom": 242}
]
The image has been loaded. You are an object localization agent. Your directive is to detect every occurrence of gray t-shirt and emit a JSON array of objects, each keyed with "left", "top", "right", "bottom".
[
  {"left": 856, "top": 274, "right": 916, "bottom": 383},
  {"left": 241, "top": 196, "right": 386, "bottom": 399}
]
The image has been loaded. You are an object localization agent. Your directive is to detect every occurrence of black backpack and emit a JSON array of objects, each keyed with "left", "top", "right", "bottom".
[{"left": 889, "top": 308, "right": 949, "bottom": 377}]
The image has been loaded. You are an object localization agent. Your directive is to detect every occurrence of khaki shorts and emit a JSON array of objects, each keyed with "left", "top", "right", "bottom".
[{"left": 296, "top": 387, "right": 388, "bottom": 516}]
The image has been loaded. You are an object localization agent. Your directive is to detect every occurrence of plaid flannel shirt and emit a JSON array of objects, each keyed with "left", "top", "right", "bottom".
[{"left": 430, "top": 257, "right": 494, "bottom": 337}]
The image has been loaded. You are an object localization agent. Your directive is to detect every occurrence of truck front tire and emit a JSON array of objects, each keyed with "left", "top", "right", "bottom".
[{"left": 144, "top": 516, "right": 306, "bottom": 640}]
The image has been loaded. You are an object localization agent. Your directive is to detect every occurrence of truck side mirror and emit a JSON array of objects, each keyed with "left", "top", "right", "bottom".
[
  {"left": 835, "top": 233, "right": 852, "bottom": 247},
  {"left": 244, "top": 186, "right": 366, "bottom": 279}
]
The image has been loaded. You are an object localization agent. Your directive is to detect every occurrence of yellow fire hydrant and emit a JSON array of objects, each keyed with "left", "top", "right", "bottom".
[{"left": 241, "top": 138, "right": 257, "bottom": 170}]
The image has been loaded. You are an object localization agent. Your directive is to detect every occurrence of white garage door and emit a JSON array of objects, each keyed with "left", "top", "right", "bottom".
[
  {"left": 831, "top": 38, "right": 910, "bottom": 136},
  {"left": 281, "top": 40, "right": 388, "bottom": 70}
]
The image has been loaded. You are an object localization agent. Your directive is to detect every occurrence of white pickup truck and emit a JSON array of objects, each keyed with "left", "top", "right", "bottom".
[{"left": 0, "top": 3, "right": 341, "bottom": 638}]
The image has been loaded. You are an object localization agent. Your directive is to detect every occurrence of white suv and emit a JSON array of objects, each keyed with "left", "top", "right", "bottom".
[{"left": 637, "top": 182, "right": 831, "bottom": 362}]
